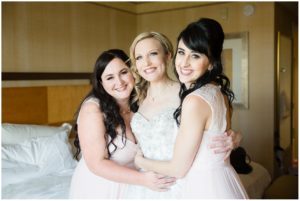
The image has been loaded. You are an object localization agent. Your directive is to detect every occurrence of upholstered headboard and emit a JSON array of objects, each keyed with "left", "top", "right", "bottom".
[{"left": 2, "top": 85, "right": 91, "bottom": 125}]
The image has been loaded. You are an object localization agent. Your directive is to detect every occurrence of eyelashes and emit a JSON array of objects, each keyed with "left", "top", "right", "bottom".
[
  {"left": 176, "top": 49, "right": 201, "bottom": 59},
  {"left": 135, "top": 51, "right": 159, "bottom": 61},
  {"left": 105, "top": 69, "right": 129, "bottom": 81}
]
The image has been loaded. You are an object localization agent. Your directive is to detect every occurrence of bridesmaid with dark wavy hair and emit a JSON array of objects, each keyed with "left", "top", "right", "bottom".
[{"left": 69, "top": 49, "right": 175, "bottom": 199}]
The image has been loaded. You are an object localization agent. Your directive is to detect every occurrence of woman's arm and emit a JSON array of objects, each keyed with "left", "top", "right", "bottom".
[
  {"left": 78, "top": 102, "right": 174, "bottom": 191},
  {"left": 135, "top": 95, "right": 211, "bottom": 178}
]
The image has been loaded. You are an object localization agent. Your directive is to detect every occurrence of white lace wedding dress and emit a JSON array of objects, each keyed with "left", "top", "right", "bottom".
[{"left": 125, "top": 107, "right": 183, "bottom": 199}]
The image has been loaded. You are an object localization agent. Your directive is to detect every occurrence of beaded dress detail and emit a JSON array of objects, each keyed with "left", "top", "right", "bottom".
[{"left": 125, "top": 107, "right": 182, "bottom": 198}]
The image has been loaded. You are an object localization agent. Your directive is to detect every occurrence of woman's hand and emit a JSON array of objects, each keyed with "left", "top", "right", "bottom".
[
  {"left": 142, "top": 171, "right": 176, "bottom": 192},
  {"left": 209, "top": 130, "right": 242, "bottom": 160},
  {"left": 134, "top": 149, "right": 144, "bottom": 169},
  {"left": 136, "top": 150, "right": 176, "bottom": 191}
]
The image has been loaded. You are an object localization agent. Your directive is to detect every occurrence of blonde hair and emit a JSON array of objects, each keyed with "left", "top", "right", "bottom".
[{"left": 129, "top": 31, "right": 174, "bottom": 105}]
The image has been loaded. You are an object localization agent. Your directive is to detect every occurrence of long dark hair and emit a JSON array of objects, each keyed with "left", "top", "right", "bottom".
[
  {"left": 73, "top": 49, "right": 138, "bottom": 160},
  {"left": 173, "top": 18, "right": 235, "bottom": 125}
]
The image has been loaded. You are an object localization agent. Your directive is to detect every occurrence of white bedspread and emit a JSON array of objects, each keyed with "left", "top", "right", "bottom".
[
  {"left": 2, "top": 169, "right": 74, "bottom": 199},
  {"left": 2, "top": 123, "right": 77, "bottom": 199}
]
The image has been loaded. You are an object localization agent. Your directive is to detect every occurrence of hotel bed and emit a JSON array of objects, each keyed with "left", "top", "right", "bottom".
[
  {"left": 2, "top": 85, "right": 272, "bottom": 199},
  {"left": 2, "top": 85, "right": 89, "bottom": 199},
  {"left": 2, "top": 123, "right": 76, "bottom": 199}
]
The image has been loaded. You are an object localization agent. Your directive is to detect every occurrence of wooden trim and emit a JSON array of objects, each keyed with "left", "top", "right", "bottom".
[
  {"left": 91, "top": 2, "right": 137, "bottom": 15},
  {"left": 92, "top": 2, "right": 224, "bottom": 15},
  {"left": 2, "top": 72, "right": 92, "bottom": 81},
  {"left": 135, "top": 2, "right": 225, "bottom": 15}
]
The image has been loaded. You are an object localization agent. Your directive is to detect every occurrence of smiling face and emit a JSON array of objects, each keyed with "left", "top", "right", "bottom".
[
  {"left": 101, "top": 58, "right": 135, "bottom": 101},
  {"left": 175, "top": 39, "right": 211, "bottom": 88},
  {"left": 134, "top": 38, "right": 170, "bottom": 82}
]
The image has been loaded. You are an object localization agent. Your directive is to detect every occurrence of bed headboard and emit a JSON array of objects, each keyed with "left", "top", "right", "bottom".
[{"left": 2, "top": 85, "right": 91, "bottom": 125}]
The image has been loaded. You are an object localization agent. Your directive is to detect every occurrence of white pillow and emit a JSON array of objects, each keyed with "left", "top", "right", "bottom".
[
  {"left": 2, "top": 123, "right": 72, "bottom": 145},
  {"left": 2, "top": 130, "right": 77, "bottom": 183}
]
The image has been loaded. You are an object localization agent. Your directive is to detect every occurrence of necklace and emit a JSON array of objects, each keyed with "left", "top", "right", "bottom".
[
  {"left": 148, "top": 81, "right": 173, "bottom": 102},
  {"left": 149, "top": 93, "right": 163, "bottom": 102},
  {"left": 148, "top": 90, "right": 161, "bottom": 102}
]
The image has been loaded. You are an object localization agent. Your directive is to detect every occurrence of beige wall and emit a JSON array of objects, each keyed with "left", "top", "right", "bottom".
[
  {"left": 3, "top": 2, "right": 136, "bottom": 73},
  {"left": 4, "top": 2, "right": 294, "bottom": 176}
]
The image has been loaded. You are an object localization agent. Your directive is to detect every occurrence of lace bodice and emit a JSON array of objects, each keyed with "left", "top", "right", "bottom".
[
  {"left": 190, "top": 84, "right": 227, "bottom": 132},
  {"left": 130, "top": 108, "right": 178, "bottom": 161}
]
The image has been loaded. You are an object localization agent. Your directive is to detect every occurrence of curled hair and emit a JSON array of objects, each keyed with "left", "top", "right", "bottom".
[
  {"left": 129, "top": 31, "right": 174, "bottom": 105},
  {"left": 173, "top": 18, "right": 235, "bottom": 125},
  {"left": 73, "top": 49, "right": 137, "bottom": 160}
]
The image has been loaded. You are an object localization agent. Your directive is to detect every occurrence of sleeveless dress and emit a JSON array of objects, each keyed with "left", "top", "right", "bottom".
[
  {"left": 69, "top": 98, "right": 139, "bottom": 199},
  {"left": 125, "top": 107, "right": 183, "bottom": 199},
  {"left": 178, "top": 84, "right": 248, "bottom": 199}
]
